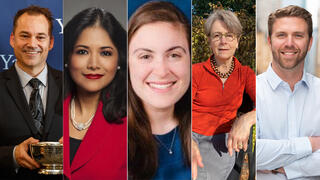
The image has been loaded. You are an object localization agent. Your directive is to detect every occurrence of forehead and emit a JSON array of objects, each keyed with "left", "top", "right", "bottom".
[
  {"left": 130, "top": 22, "right": 188, "bottom": 50},
  {"left": 76, "top": 26, "right": 115, "bottom": 46},
  {"left": 272, "top": 17, "right": 308, "bottom": 34},
  {"left": 15, "top": 13, "right": 50, "bottom": 34},
  {"left": 210, "top": 20, "right": 230, "bottom": 33}
]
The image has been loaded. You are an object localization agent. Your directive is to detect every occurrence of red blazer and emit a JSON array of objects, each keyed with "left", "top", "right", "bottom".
[{"left": 63, "top": 95, "right": 127, "bottom": 180}]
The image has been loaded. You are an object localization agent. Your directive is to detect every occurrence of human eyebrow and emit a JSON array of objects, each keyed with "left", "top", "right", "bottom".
[
  {"left": 100, "top": 46, "right": 114, "bottom": 50},
  {"left": 133, "top": 48, "right": 154, "bottom": 54},
  {"left": 74, "top": 45, "right": 89, "bottom": 49},
  {"left": 166, "top": 46, "right": 187, "bottom": 53}
]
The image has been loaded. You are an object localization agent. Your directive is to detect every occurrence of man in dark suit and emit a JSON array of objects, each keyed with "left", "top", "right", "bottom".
[{"left": 0, "top": 5, "right": 62, "bottom": 179}]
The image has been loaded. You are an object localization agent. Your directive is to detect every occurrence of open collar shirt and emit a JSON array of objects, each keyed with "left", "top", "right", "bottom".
[{"left": 257, "top": 64, "right": 320, "bottom": 179}]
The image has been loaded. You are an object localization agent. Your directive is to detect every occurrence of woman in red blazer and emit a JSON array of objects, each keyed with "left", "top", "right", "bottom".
[{"left": 63, "top": 7, "right": 127, "bottom": 179}]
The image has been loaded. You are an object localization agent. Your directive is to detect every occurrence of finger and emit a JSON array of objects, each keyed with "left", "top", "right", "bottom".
[
  {"left": 197, "top": 154, "right": 204, "bottom": 168},
  {"left": 19, "top": 159, "right": 36, "bottom": 170},
  {"left": 25, "top": 137, "right": 40, "bottom": 144},
  {"left": 59, "top": 137, "right": 63, "bottom": 144},
  {"left": 192, "top": 162, "right": 198, "bottom": 180},
  {"left": 227, "top": 137, "right": 233, "bottom": 156},
  {"left": 22, "top": 151, "right": 41, "bottom": 168},
  {"left": 233, "top": 139, "right": 239, "bottom": 153},
  {"left": 243, "top": 141, "right": 248, "bottom": 152}
]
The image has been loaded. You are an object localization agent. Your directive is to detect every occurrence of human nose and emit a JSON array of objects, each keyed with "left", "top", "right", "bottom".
[
  {"left": 26, "top": 37, "right": 38, "bottom": 48},
  {"left": 220, "top": 35, "right": 227, "bottom": 44},
  {"left": 87, "top": 53, "right": 100, "bottom": 70},
  {"left": 284, "top": 35, "right": 294, "bottom": 47},
  {"left": 153, "top": 57, "right": 169, "bottom": 77}
]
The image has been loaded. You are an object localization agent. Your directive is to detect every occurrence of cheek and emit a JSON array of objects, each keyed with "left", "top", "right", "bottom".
[
  {"left": 171, "top": 60, "right": 190, "bottom": 82},
  {"left": 69, "top": 56, "right": 85, "bottom": 78},
  {"left": 101, "top": 58, "right": 118, "bottom": 73},
  {"left": 129, "top": 62, "right": 149, "bottom": 86}
]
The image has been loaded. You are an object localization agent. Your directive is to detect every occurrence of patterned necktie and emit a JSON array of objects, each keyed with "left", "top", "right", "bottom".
[{"left": 29, "top": 78, "right": 44, "bottom": 136}]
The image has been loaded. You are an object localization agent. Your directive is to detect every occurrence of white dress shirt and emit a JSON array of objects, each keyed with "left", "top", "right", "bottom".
[
  {"left": 257, "top": 64, "right": 320, "bottom": 180},
  {"left": 15, "top": 63, "right": 48, "bottom": 111}
]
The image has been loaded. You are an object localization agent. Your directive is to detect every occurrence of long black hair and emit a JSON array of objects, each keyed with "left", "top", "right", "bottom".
[{"left": 64, "top": 8, "right": 127, "bottom": 123}]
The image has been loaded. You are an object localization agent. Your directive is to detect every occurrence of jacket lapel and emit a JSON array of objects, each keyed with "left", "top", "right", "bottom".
[
  {"left": 42, "top": 67, "right": 61, "bottom": 140},
  {"left": 70, "top": 101, "right": 111, "bottom": 172},
  {"left": 4, "top": 66, "right": 39, "bottom": 137}
]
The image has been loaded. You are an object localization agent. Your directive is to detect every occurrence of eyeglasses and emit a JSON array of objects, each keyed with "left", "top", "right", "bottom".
[{"left": 210, "top": 32, "right": 237, "bottom": 42}]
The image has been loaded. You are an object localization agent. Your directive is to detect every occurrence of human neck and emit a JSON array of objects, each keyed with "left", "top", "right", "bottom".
[
  {"left": 17, "top": 61, "right": 45, "bottom": 77},
  {"left": 74, "top": 89, "right": 101, "bottom": 116},
  {"left": 271, "top": 61, "right": 304, "bottom": 91},
  {"left": 215, "top": 56, "right": 233, "bottom": 67},
  {"left": 144, "top": 104, "right": 178, "bottom": 135}
]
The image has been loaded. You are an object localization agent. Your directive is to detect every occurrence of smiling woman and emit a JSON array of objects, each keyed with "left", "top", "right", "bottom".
[
  {"left": 128, "top": 1, "right": 191, "bottom": 180},
  {"left": 63, "top": 7, "right": 127, "bottom": 179}
]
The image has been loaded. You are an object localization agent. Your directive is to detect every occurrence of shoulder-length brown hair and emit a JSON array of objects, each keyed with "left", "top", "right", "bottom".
[{"left": 128, "top": 1, "right": 191, "bottom": 179}]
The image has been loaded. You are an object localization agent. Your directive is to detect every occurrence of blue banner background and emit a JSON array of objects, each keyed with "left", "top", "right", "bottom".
[{"left": 0, "top": 0, "right": 63, "bottom": 72}]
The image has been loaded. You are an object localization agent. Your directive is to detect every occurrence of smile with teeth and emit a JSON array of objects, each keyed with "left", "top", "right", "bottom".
[
  {"left": 148, "top": 82, "right": 176, "bottom": 89},
  {"left": 24, "top": 51, "right": 40, "bottom": 54},
  {"left": 281, "top": 51, "right": 297, "bottom": 55}
]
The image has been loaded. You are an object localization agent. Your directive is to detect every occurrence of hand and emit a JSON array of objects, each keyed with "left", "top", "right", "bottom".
[
  {"left": 227, "top": 110, "right": 256, "bottom": 156},
  {"left": 59, "top": 137, "right": 63, "bottom": 144},
  {"left": 308, "top": 136, "right": 320, "bottom": 152},
  {"left": 14, "top": 137, "right": 40, "bottom": 170},
  {"left": 192, "top": 139, "right": 204, "bottom": 180},
  {"left": 274, "top": 167, "right": 286, "bottom": 174}
]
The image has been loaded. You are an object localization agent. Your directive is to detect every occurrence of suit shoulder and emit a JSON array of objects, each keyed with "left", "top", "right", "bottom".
[{"left": 48, "top": 66, "right": 62, "bottom": 78}]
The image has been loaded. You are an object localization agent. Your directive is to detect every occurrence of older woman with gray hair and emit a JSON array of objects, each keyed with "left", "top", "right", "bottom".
[{"left": 191, "top": 9, "right": 256, "bottom": 179}]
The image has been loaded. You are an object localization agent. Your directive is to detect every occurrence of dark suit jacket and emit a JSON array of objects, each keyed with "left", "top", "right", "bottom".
[
  {"left": 63, "top": 95, "right": 127, "bottom": 180},
  {"left": 0, "top": 65, "right": 62, "bottom": 179}
]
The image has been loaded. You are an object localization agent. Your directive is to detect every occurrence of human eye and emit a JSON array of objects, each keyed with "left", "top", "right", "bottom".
[
  {"left": 226, "top": 33, "right": 235, "bottom": 39},
  {"left": 37, "top": 36, "right": 47, "bottom": 41},
  {"left": 276, "top": 33, "right": 286, "bottom": 39},
  {"left": 101, "top": 50, "right": 112, "bottom": 56},
  {"left": 19, "top": 34, "right": 29, "bottom": 39},
  {"left": 168, "top": 52, "right": 182, "bottom": 59},
  {"left": 75, "top": 49, "right": 88, "bottom": 55},
  {"left": 139, "top": 54, "right": 151, "bottom": 60},
  {"left": 211, "top": 33, "right": 221, "bottom": 40},
  {"left": 295, "top": 34, "right": 304, "bottom": 39}
]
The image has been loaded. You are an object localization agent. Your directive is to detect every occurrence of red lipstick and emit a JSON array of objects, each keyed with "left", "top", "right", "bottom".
[{"left": 84, "top": 74, "right": 103, "bottom": 79}]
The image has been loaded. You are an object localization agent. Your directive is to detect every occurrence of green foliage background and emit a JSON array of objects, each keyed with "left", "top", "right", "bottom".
[{"left": 192, "top": 0, "right": 256, "bottom": 72}]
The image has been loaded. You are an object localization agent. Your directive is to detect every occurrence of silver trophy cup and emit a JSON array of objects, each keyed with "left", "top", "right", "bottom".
[{"left": 29, "top": 142, "right": 63, "bottom": 175}]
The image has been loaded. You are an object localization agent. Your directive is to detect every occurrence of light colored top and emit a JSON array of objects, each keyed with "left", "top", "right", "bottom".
[
  {"left": 257, "top": 64, "right": 320, "bottom": 179},
  {"left": 15, "top": 63, "right": 48, "bottom": 111}
]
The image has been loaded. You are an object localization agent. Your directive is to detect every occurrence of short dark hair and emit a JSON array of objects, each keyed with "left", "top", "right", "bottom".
[
  {"left": 13, "top": 5, "right": 53, "bottom": 36},
  {"left": 64, "top": 7, "right": 127, "bottom": 123},
  {"left": 268, "top": 5, "right": 313, "bottom": 37}
]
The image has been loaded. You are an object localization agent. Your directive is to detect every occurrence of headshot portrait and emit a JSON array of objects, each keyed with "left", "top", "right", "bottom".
[
  {"left": 128, "top": 1, "right": 191, "bottom": 179},
  {"left": 63, "top": 0, "right": 127, "bottom": 179},
  {"left": 191, "top": 1, "right": 256, "bottom": 180},
  {"left": 0, "top": 1, "right": 63, "bottom": 179},
  {"left": 256, "top": 2, "right": 320, "bottom": 179}
]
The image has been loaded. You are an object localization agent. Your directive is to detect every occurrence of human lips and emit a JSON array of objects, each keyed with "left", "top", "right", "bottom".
[
  {"left": 147, "top": 81, "right": 176, "bottom": 91},
  {"left": 23, "top": 48, "right": 42, "bottom": 55},
  {"left": 280, "top": 49, "right": 298, "bottom": 57},
  {"left": 84, "top": 74, "right": 103, "bottom": 79}
]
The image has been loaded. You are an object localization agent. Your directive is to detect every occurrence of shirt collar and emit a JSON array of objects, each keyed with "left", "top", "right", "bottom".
[
  {"left": 266, "top": 63, "right": 310, "bottom": 90},
  {"left": 15, "top": 63, "right": 48, "bottom": 88}
]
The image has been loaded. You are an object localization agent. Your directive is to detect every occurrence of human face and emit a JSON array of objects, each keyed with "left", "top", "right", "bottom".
[
  {"left": 268, "top": 17, "right": 312, "bottom": 70},
  {"left": 10, "top": 13, "right": 54, "bottom": 76},
  {"left": 129, "top": 22, "right": 190, "bottom": 111},
  {"left": 69, "top": 26, "right": 118, "bottom": 94},
  {"left": 209, "top": 20, "right": 239, "bottom": 62}
]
